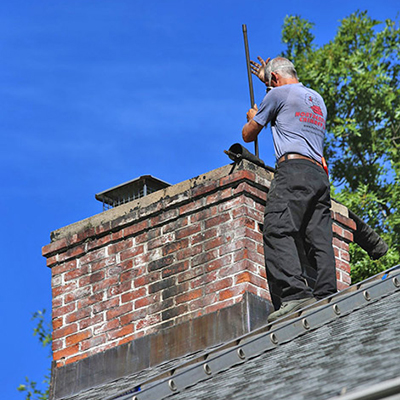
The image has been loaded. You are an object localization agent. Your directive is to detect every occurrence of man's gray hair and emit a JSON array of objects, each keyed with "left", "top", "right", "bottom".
[{"left": 265, "top": 57, "right": 298, "bottom": 86}]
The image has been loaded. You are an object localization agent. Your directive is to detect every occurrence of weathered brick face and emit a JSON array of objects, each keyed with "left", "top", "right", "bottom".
[{"left": 42, "top": 161, "right": 354, "bottom": 368}]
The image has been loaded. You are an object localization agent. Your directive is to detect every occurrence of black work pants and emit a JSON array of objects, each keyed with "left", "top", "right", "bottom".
[{"left": 263, "top": 159, "right": 337, "bottom": 310}]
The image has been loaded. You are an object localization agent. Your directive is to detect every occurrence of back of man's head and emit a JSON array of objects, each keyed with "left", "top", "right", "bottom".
[{"left": 265, "top": 57, "right": 298, "bottom": 85}]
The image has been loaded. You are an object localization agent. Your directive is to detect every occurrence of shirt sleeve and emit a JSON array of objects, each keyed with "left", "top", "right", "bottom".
[{"left": 253, "top": 90, "right": 279, "bottom": 127}]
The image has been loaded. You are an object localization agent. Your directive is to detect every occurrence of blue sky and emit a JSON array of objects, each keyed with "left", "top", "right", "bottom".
[{"left": 1, "top": 1, "right": 398, "bottom": 398}]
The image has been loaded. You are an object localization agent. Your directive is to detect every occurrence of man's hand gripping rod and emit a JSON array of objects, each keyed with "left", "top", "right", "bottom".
[{"left": 242, "top": 24, "right": 259, "bottom": 158}]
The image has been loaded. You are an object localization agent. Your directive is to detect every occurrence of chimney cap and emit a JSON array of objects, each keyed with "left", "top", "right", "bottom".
[{"left": 95, "top": 175, "right": 170, "bottom": 209}]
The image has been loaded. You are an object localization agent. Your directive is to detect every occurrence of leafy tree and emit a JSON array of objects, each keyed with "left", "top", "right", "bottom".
[
  {"left": 18, "top": 310, "right": 51, "bottom": 400},
  {"left": 281, "top": 11, "right": 400, "bottom": 282}
]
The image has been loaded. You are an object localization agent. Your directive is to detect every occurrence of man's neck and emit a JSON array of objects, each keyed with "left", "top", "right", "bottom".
[{"left": 275, "top": 77, "right": 299, "bottom": 87}]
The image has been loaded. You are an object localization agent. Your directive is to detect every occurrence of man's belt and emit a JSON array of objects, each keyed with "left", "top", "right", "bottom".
[{"left": 277, "top": 153, "right": 323, "bottom": 169}]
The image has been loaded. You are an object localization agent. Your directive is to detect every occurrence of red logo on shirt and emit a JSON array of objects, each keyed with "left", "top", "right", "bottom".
[{"left": 310, "top": 105, "right": 323, "bottom": 116}]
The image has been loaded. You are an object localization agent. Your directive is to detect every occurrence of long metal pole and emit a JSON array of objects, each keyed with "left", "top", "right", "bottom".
[{"left": 242, "top": 24, "right": 259, "bottom": 158}]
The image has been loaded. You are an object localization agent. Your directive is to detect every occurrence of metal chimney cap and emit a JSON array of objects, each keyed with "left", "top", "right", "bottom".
[{"left": 95, "top": 175, "right": 171, "bottom": 209}]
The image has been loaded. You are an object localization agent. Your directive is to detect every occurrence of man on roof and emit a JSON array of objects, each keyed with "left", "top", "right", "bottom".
[{"left": 242, "top": 56, "right": 337, "bottom": 323}]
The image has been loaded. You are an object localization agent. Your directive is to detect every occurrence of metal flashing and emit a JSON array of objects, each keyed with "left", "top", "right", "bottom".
[{"left": 112, "top": 265, "right": 400, "bottom": 400}]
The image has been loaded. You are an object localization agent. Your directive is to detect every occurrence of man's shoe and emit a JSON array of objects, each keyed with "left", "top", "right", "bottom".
[{"left": 267, "top": 297, "right": 316, "bottom": 323}]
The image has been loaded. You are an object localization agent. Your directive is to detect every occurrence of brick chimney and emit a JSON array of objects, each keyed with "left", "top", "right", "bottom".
[{"left": 42, "top": 160, "right": 355, "bottom": 399}]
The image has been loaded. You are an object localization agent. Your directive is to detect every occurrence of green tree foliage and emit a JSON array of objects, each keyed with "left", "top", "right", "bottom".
[
  {"left": 281, "top": 12, "right": 400, "bottom": 282},
  {"left": 18, "top": 310, "right": 51, "bottom": 400}
]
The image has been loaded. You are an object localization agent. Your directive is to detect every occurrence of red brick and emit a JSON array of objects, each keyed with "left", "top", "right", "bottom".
[
  {"left": 134, "top": 271, "right": 161, "bottom": 288},
  {"left": 86, "top": 234, "right": 112, "bottom": 252},
  {"left": 205, "top": 277, "right": 233, "bottom": 294},
  {"left": 219, "top": 260, "right": 247, "bottom": 278},
  {"left": 53, "top": 303, "right": 76, "bottom": 319},
  {"left": 218, "top": 197, "right": 245, "bottom": 213},
  {"left": 189, "top": 207, "right": 217, "bottom": 223},
  {"left": 179, "top": 199, "right": 204, "bottom": 216},
  {"left": 176, "top": 288, "right": 203, "bottom": 304},
  {"left": 108, "top": 281, "right": 132, "bottom": 297},
  {"left": 120, "top": 309, "right": 147, "bottom": 325},
  {"left": 162, "top": 239, "right": 189, "bottom": 256},
  {"left": 191, "top": 270, "right": 218, "bottom": 289},
  {"left": 176, "top": 244, "right": 203, "bottom": 261},
  {"left": 78, "top": 292, "right": 104, "bottom": 309},
  {"left": 106, "top": 303, "right": 133, "bottom": 320},
  {"left": 90, "top": 255, "right": 117, "bottom": 272},
  {"left": 219, "top": 286, "right": 246, "bottom": 301},
  {"left": 204, "top": 213, "right": 231, "bottom": 230},
  {"left": 46, "top": 255, "right": 59, "bottom": 268},
  {"left": 52, "top": 318, "right": 63, "bottom": 330},
  {"left": 58, "top": 244, "right": 87, "bottom": 263},
  {"left": 339, "top": 250, "right": 351, "bottom": 262},
  {"left": 52, "top": 260, "right": 78, "bottom": 276},
  {"left": 205, "top": 254, "right": 232, "bottom": 273},
  {"left": 343, "top": 229, "right": 353, "bottom": 242},
  {"left": 191, "top": 250, "right": 218, "bottom": 268},
  {"left": 52, "top": 281, "right": 77, "bottom": 298},
  {"left": 92, "top": 276, "right": 119, "bottom": 293},
  {"left": 332, "top": 223, "right": 344, "bottom": 237},
  {"left": 175, "top": 223, "right": 201, "bottom": 240},
  {"left": 204, "top": 298, "right": 235, "bottom": 314},
  {"left": 80, "top": 248, "right": 107, "bottom": 265},
  {"left": 204, "top": 236, "right": 226, "bottom": 251},
  {"left": 108, "top": 239, "right": 134, "bottom": 255},
  {"left": 79, "top": 314, "right": 104, "bottom": 330},
  {"left": 205, "top": 188, "right": 233, "bottom": 206},
  {"left": 65, "top": 308, "right": 91, "bottom": 324},
  {"left": 42, "top": 238, "right": 69, "bottom": 257},
  {"left": 189, "top": 293, "right": 217, "bottom": 311},
  {"left": 162, "top": 261, "right": 189, "bottom": 278},
  {"left": 53, "top": 343, "right": 79, "bottom": 361},
  {"left": 121, "top": 287, "right": 147, "bottom": 303},
  {"left": 162, "top": 217, "right": 189, "bottom": 234},
  {"left": 332, "top": 212, "right": 357, "bottom": 230},
  {"left": 135, "top": 227, "right": 161, "bottom": 244},
  {"left": 93, "top": 319, "right": 120, "bottom": 335},
  {"left": 151, "top": 209, "right": 179, "bottom": 226},
  {"left": 136, "top": 314, "right": 161, "bottom": 330},
  {"left": 66, "top": 330, "right": 91, "bottom": 346},
  {"left": 191, "top": 181, "right": 218, "bottom": 198},
  {"left": 332, "top": 237, "right": 349, "bottom": 251},
  {"left": 235, "top": 271, "right": 251, "bottom": 284},
  {"left": 93, "top": 297, "right": 119, "bottom": 314},
  {"left": 52, "top": 338, "right": 63, "bottom": 352},
  {"left": 111, "top": 229, "right": 124, "bottom": 241},
  {"left": 120, "top": 245, "right": 145, "bottom": 261},
  {"left": 191, "top": 229, "right": 217, "bottom": 246},
  {"left": 107, "top": 324, "right": 134, "bottom": 340},
  {"left": 120, "top": 265, "right": 141, "bottom": 283},
  {"left": 80, "top": 334, "right": 106, "bottom": 351},
  {"left": 74, "top": 227, "right": 96, "bottom": 244},
  {"left": 64, "top": 352, "right": 89, "bottom": 365},
  {"left": 135, "top": 294, "right": 160, "bottom": 309},
  {"left": 64, "top": 264, "right": 90, "bottom": 282},
  {"left": 53, "top": 323, "right": 78, "bottom": 340},
  {"left": 79, "top": 270, "right": 105, "bottom": 287},
  {"left": 177, "top": 265, "right": 204, "bottom": 283},
  {"left": 335, "top": 259, "right": 351, "bottom": 273}
]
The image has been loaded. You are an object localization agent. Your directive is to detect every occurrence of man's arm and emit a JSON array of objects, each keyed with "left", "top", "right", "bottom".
[{"left": 242, "top": 105, "right": 263, "bottom": 143}]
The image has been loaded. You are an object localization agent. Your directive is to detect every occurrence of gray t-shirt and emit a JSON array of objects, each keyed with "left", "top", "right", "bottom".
[{"left": 253, "top": 82, "right": 327, "bottom": 162}]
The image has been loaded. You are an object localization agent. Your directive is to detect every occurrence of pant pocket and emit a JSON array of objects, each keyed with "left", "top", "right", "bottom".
[{"left": 264, "top": 202, "right": 294, "bottom": 236}]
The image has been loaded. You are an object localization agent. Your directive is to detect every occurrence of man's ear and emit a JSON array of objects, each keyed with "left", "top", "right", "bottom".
[{"left": 270, "top": 72, "right": 278, "bottom": 86}]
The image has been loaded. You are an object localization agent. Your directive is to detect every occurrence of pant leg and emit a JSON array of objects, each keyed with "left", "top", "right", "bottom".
[
  {"left": 304, "top": 170, "right": 337, "bottom": 299},
  {"left": 263, "top": 163, "right": 314, "bottom": 308}
]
